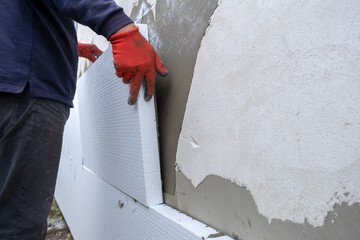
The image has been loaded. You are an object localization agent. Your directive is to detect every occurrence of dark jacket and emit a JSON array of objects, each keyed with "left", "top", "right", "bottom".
[{"left": 0, "top": 0, "right": 132, "bottom": 106}]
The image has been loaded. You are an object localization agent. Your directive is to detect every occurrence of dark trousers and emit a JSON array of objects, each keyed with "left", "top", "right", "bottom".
[{"left": 0, "top": 87, "right": 69, "bottom": 240}]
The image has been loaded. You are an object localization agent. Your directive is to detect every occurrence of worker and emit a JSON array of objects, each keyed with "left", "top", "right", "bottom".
[{"left": 0, "top": 1, "right": 168, "bottom": 239}]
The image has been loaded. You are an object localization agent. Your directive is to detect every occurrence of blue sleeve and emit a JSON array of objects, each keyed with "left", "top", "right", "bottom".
[{"left": 41, "top": 0, "right": 133, "bottom": 39}]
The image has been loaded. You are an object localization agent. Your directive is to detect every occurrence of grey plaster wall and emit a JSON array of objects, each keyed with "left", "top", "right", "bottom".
[{"left": 175, "top": 173, "right": 360, "bottom": 240}]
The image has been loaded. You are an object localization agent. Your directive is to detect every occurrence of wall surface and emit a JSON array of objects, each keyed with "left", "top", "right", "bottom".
[
  {"left": 75, "top": 0, "right": 360, "bottom": 239},
  {"left": 174, "top": 174, "right": 360, "bottom": 240},
  {"left": 177, "top": 0, "right": 360, "bottom": 228}
]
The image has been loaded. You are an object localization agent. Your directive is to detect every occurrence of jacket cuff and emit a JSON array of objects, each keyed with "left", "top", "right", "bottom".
[{"left": 100, "top": 10, "right": 134, "bottom": 39}]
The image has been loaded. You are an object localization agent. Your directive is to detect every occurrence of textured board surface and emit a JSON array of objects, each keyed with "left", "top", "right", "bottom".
[
  {"left": 61, "top": 95, "right": 83, "bottom": 166},
  {"left": 56, "top": 103, "right": 231, "bottom": 239},
  {"left": 56, "top": 24, "right": 232, "bottom": 240},
  {"left": 76, "top": 25, "right": 162, "bottom": 206},
  {"left": 55, "top": 156, "right": 231, "bottom": 240}
]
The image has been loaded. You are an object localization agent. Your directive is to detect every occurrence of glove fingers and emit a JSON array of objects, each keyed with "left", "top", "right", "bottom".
[
  {"left": 154, "top": 53, "right": 168, "bottom": 77},
  {"left": 113, "top": 61, "right": 125, "bottom": 78},
  {"left": 128, "top": 74, "right": 142, "bottom": 105},
  {"left": 92, "top": 47, "right": 103, "bottom": 58},
  {"left": 78, "top": 43, "right": 101, "bottom": 62},
  {"left": 144, "top": 70, "right": 155, "bottom": 101},
  {"left": 84, "top": 54, "right": 95, "bottom": 63},
  {"left": 122, "top": 72, "right": 133, "bottom": 84},
  {"left": 109, "top": 26, "right": 167, "bottom": 105}
]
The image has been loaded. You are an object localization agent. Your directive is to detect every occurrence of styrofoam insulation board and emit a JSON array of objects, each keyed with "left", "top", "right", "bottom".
[
  {"left": 56, "top": 93, "right": 231, "bottom": 239},
  {"left": 55, "top": 155, "right": 232, "bottom": 240},
  {"left": 76, "top": 24, "right": 162, "bottom": 206},
  {"left": 56, "top": 23, "right": 232, "bottom": 239},
  {"left": 61, "top": 94, "right": 83, "bottom": 166}
]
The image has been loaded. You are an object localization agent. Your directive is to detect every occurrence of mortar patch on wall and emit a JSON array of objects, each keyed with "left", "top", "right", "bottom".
[{"left": 176, "top": 0, "right": 360, "bottom": 227}]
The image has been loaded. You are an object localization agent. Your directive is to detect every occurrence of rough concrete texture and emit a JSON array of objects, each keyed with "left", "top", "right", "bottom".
[
  {"left": 177, "top": 0, "right": 360, "bottom": 227},
  {"left": 175, "top": 173, "right": 360, "bottom": 240},
  {"left": 130, "top": 0, "right": 219, "bottom": 194}
]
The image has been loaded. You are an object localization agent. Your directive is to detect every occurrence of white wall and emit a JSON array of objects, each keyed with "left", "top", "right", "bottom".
[{"left": 176, "top": 0, "right": 360, "bottom": 227}]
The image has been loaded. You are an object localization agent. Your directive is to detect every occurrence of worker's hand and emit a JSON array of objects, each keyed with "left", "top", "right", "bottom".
[
  {"left": 78, "top": 43, "right": 103, "bottom": 63},
  {"left": 109, "top": 26, "right": 168, "bottom": 105}
]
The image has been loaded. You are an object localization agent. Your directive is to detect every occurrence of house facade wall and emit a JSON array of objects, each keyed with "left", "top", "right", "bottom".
[{"left": 76, "top": 1, "right": 360, "bottom": 239}]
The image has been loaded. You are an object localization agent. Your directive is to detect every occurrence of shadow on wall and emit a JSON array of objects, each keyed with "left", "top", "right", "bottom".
[{"left": 174, "top": 173, "right": 360, "bottom": 240}]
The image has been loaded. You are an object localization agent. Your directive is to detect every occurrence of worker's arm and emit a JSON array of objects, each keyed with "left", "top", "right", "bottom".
[
  {"left": 41, "top": 0, "right": 168, "bottom": 104},
  {"left": 41, "top": 0, "right": 132, "bottom": 38}
]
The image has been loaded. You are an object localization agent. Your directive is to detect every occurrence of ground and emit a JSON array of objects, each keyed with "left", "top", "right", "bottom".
[{"left": 46, "top": 199, "right": 73, "bottom": 240}]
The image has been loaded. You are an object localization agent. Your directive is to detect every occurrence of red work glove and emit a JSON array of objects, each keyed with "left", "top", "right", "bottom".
[
  {"left": 78, "top": 43, "right": 103, "bottom": 63},
  {"left": 109, "top": 26, "right": 168, "bottom": 105}
]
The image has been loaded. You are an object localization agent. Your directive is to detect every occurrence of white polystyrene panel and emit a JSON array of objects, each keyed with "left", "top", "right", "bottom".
[
  {"left": 55, "top": 23, "right": 231, "bottom": 238},
  {"left": 76, "top": 24, "right": 162, "bottom": 206},
  {"left": 60, "top": 95, "right": 83, "bottom": 166},
  {"left": 55, "top": 156, "right": 231, "bottom": 240}
]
